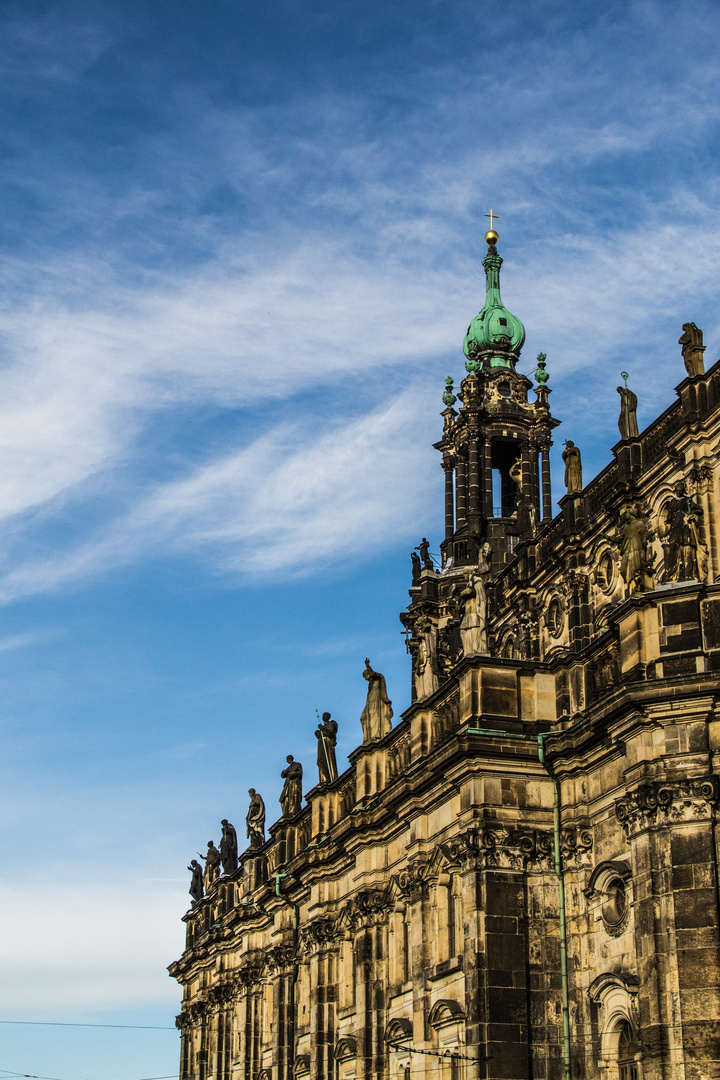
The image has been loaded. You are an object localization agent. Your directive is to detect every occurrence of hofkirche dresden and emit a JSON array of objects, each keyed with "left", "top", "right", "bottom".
[{"left": 169, "top": 222, "right": 720, "bottom": 1080}]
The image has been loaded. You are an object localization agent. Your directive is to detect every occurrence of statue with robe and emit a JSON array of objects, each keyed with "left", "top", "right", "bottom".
[
  {"left": 413, "top": 617, "right": 440, "bottom": 700},
  {"left": 219, "top": 819, "right": 238, "bottom": 875},
  {"left": 199, "top": 840, "right": 221, "bottom": 893},
  {"left": 410, "top": 551, "right": 421, "bottom": 583},
  {"left": 458, "top": 570, "right": 488, "bottom": 657},
  {"left": 360, "top": 659, "right": 393, "bottom": 741},
  {"left": 280, "top": 755, "right": 303, "bottom": 818},
  {"left": 315, "top": 712, "right": 338, "bottom": 784},
  {"left": 562, "top": 440, "right": 582, "bottom": 494},
  {"left": 617, "top": 385, "right": 639, "bottom": 439},
  {"left": 246, "top": 788, "right": 266, "bottom": 849},
  {"left": 188, "top": 859, "right": 204, "bottom": 906},
  {"left": 605, "top": 506, "right": 654, "bottom": 596},
  {"left": 662, "top": 480, "right": 708, "bottom": 582},
  {"left": 415, "top": 538, "right": 433, "bottom": 571},
  {"left": 679, "top": 323, "right": 705, "bottom": 377}
]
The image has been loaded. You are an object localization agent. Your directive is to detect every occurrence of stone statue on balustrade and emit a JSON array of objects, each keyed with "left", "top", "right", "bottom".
[
  {"left": 617, "top": 384, "right": 639, "bottom": 440},
  {"left": 360, "top": 658, "right": 393, "bottom": 742},
  {"left": 246, "top": 788, "right": 266, "bottom": 849},
  {"left": 661, "top": 480, "right": 708, "bottom": 582},
  {"left": 279, "top": 756, "right": 303, "bottom": 818},
  {"left": 219, "top": 819, "right": 238, "bottom": 876},
  {"left": 410, "top": 551, "right": 421, "bottom": 583},
  {"left": 413, "top": 617, "right": 440, "bottom": 701},
  {"left": 605, "top": 505, "right": 655, "bottom": 596},
  {"left": 679, "top": 323, "right": 705, "bottom": 377},
  {"left": 415, "top": 538, "right": 433, "bottom": 571},
  {"left": 315, "top": 712, "right": 338, "bottom": 785},
  {"left": 458, "top": 569, "right": 489, "bottom": 657},
  {"left": 562, "top": 441, "right": 582, "bottom": 494},
  {"left": 188, "top": 859, "right": 204, "bottom": 906},
  {"left": 199, "top": 840, "right": 221, "bottom": 893}
]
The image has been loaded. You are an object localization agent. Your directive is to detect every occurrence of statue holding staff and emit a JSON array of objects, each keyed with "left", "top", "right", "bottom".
[{"left": 315, "top": 712, "right": 338, "bottom": 784}]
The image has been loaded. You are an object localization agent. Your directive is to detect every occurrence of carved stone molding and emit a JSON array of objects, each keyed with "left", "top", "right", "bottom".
[
  {"left": 394, "top": 852, "right": 443, "bottom": 901},
  {"left": 615, "top": 775, "right": 720, "bottom": 837},
  {"left": 560, "top": 827, "right": 594, "bottom": 865},
  {"left": 299, "top": 916, "right": 340, "bottom": 954},
  {"left": 388, "top": 734, "right": 411, "bottom": 779},
  {"left": 440, "top": 826, "right": 555, "bottom": 871},
  {"left": 337, "top": 886, "right": 391, "bottom": 931},
  {"left": 207, "top": 983, "right": 234, "bottom": 1007},
  {"left": 432, "top": 690, "right": 461, "bottom": 746},
  {"left": 265, "top": 945, "right": 295, "bottom": 974}
]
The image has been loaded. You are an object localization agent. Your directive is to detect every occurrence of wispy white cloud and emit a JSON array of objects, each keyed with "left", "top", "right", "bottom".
[
  {"left": 0, "top": 880, "right": 183, "bottom": 1012},
  {"left": 0, "top": 388, "right": 438, "bottom": 600}
]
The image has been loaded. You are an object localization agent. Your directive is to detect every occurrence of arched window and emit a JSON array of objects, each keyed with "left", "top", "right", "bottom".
[{"left": 617, "top": 1022, "right": 639, "bottom": 1080}]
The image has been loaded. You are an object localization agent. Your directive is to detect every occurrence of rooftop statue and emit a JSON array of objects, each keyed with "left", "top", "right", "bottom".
[
  {"left": 187, "top": 859, "right": 203, "bottom": 907},
  {"left": 617, "top": 379, "right": 639, "bottom": 440},
  {"left": 219, "top": 819, "right": 238, "bottom": 876},
  {"left": 415, "top": 538, "right": 433, "bottom": 571},
  {"left": 514, "top": 492, "right": 536, "bottom": 540},
  {"left": 360, "top": 658, "right": 393, "bottom": 741},
  {"left": 458, "top": 569, "right": 488, "bottom": 657},
  {"left": 413, "top": 616, "right": 439, "bottom": 700},
  {"left": 410, "top": 551, "right": 421, "bottom": 583},
  {"left": 246, "top": 788, "right": 266, "bottom": 849},
  {"left": 605, "top": 505, "right": 654, "bottom": 596},
  {"left": 679, "top": 322, "right": 705, "bottom": 377},
  {"left": 279, "top": 755, "right": 303, "bottom": 818},
  {"left": 315, "top": 711, "right": 338, "bottom": 784},
  {"left": 661, "top": 480, "right": 708, "bottom": 582},
  {"left": 199, "top": 840, "right": 221, "bottom": 893},
  {"left": 562, "top": 440, "right": 582, "bottom": 495}
]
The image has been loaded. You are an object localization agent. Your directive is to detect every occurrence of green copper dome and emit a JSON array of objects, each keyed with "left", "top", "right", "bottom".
[{"left": 463, "top": 239, "right": 526, "bottom": 370}]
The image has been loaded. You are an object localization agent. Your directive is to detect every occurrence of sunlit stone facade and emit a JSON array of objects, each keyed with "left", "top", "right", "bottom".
[{"left": 170, "top": 237, "right": 720, "bottom": 1080}]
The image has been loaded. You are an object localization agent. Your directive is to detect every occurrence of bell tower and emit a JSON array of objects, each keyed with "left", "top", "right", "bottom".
[{"left": 435, "top": 222, "right": 560, "bottom": 573}]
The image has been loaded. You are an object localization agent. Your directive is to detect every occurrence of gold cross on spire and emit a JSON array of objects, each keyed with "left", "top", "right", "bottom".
[{"left": 484, "top": 209, "right": 499, "bottom": 231}]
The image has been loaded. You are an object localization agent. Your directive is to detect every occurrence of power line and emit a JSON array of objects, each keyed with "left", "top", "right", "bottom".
[
  {"left": 0, "top": 1021, "right": 176, "bottom": 1031},
  {"left": 0, "top": 1071, "right": 178, "bottom": 1080}
]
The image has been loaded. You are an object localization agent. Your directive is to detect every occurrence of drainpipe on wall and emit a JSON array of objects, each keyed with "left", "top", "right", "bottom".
[
  {"left": 275, "top": 872, "right": 299, "bottom": 1080},
  {"left": 538, "top": 733, "right": 572, "bottom": 1080}
]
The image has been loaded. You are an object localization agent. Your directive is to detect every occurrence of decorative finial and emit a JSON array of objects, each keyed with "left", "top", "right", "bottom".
[
  {"left": 620, "top": 370, "right": 629, "bottom": 388},
  {"left": 442, "top": 376, "right": 456, "bottom": 406},
  {"left": 484, "top": 208, "right": 499, "bottom": 246},
  {"left": 535, "top": 352, "right": 549, "bottom": 385}
]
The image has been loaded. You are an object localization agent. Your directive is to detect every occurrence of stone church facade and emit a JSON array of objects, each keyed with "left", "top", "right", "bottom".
[{"left": 170, "top": 228, "right": 720, "bottom": 1080}]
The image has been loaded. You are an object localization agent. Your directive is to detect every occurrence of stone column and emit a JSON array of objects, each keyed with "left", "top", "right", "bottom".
[
  {"left": 467, "top": 425, "right": 481, "bottom": 527},
  {"left": 443, "top": 457, "right": 455, "bottom": 540},
  {"left": 456, "top": 455, "right": 468, "bottom": 531},
  {"left": 483, "top": 438, "right": 493, "bottom": 519},
  {"left": 541, "top": 443, "right": 552, "bottom": 522},
  {"left": 310, "top": 948, "right": 339, "bottom": 1080}
]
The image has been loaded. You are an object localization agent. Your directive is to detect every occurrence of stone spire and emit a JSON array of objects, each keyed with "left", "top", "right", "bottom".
[{"left": 463, "top": 227, "right": 526, "bottom": 371}]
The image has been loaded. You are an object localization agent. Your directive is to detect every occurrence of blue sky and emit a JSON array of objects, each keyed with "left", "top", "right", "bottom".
[{"left": 1, "top": 0, "right": 720, "bottom": 1076}]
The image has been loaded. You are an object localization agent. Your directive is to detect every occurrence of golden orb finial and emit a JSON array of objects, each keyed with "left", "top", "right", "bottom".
[{"left": 483, "top": 209, "right": 499, "bottom": 247}]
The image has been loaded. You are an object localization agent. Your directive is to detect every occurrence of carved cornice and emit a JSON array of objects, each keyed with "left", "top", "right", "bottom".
[
  {"left": 394, "top": 851, "right": 444, "bottom": 901},
  {"left": 265, "top": 945, "right": 295, "bottom": 974},
  {"left": 299, "top": 916, "right": 340, "bottom": 954},
  {"left": 440, "top": 826, "right": 557, "bottom": 871},
  {"left": 615, "top": 775, "right": 720, "bottom": 837},
  {"left": 207, "top": 983, "right": 235, "bottom": 1006}
]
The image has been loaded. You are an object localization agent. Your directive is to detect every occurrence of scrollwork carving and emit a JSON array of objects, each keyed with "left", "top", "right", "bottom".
[{"left": 615, "top": 775, "right": 719, "bottom": 837}]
